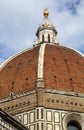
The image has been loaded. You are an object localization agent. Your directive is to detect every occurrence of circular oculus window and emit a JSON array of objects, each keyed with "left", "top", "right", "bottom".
[
  {"left": 63, "top": 113, "right": 83, "bottom": 130},
  {"left": 67, "top": 120, "right": 82, "bottom": 130}
]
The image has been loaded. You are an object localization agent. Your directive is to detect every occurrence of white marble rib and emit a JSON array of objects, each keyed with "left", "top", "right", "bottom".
[{"left": 37, "top": 43, "right": 46, "bottom": 79}]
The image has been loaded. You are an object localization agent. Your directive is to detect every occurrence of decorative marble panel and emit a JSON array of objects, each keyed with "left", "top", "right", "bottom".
[
  {"left": 47, "top": 124, "right": 53, "bottom": 130},
  {"left": 17, "top": 115, "right": 22, "bottom": 122},
  {"left": 54, "top": 112, "right": 60, "bottom": 123},
  {"left": 23, "top": 113, "right": 28, "bottom": 125},
  {"left": 29, "top": 124, "right": 35, "bottom": 130},
  {"left": 54, "top": 125, "right": 60, "bottom": 130},
  {"left": 29, "top": 112, "right": 35, "bottom": 123},
  {"left": 46, "top": 111, "right": 52, "bottom": 122},
  {"left": 61, "top": 112, "right": 66, "bottom": 118}
]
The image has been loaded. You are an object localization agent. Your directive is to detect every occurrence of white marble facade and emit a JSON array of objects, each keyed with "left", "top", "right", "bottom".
[{"left": 16, "top": 107, "right": 84, "bottom": 130}]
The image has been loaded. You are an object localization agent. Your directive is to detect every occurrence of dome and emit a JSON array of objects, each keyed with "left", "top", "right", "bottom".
[
  {"left": 0, "top": 10, "right": 84, "bottom": 100},
  {"left": 0, "top": 44, "right": 84, "bottom": 99},
  {"left": 0, "top": 10, "right": 84, "bottom": 130}
]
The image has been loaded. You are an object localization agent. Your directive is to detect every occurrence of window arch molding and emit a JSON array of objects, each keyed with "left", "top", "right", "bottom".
[{"left": 63, "top": 113, "right": 83, "bottom": 130}]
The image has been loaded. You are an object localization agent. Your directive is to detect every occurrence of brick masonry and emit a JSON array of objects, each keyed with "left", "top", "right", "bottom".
[{"left": 0, "top": 44, "right": 84, "bottom": 115}]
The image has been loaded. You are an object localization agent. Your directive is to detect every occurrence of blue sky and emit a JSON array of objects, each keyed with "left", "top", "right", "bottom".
[{"left": 0, "top": 0, "right": 84, "bottom": 64}]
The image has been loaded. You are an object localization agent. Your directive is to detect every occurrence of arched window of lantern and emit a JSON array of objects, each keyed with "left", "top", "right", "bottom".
[
  {"left": 42, "top": 35, "right": 44, "bottom": 42},
  {"left": 48, "top": 34, "right": 50, "bottom": 43}
]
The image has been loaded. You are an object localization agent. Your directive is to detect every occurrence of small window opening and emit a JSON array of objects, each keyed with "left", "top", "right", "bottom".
[
  {"left": 10, "top": 92, "right": 14, "bottom": 99},
  {"left": 42, "top": 35, "right": 44, "bottom": 42},
  {"left": 37, "top": 123, "right": 39, "bottom": 130},
  {"left": 41, "top": 108, "right": 43, "bottom": 119},
  {"left": 67, "top": 120, "right": 81, "bottom": 130},
  {"left": 37, "top": 109, "right": 39, "bottom": 119},
  {"left": 48, "top": 34, "right": 50, "bottom": 43},
  {"left": 41, "top": 123, "right": 44, "bottom": 130}
]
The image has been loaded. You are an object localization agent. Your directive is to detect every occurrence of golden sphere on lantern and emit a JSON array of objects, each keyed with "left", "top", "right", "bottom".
[{"left": 43, "top": 9, "right": 49, "bottom": 17}]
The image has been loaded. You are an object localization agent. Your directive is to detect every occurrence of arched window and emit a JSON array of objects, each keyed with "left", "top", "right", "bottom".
[
  {"left": 48, "top": 34, "right": 50, "bottom": 43},
  {"left": 67, "top": 121, "right": 81, "bottom": 130},
  {"left": 42, "top": 35, "right": 44, "bottom": 42}
]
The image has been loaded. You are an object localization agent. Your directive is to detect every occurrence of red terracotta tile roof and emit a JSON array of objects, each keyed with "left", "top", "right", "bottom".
[
  {"left": 0, "top": 44, "right": 84, "bottom": 99},
  {"left": 0, "top": 46, "right": 39, "bottom": 99},
  {"left": 44, "top": 45, "right": 84, "bottom": 92}
]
